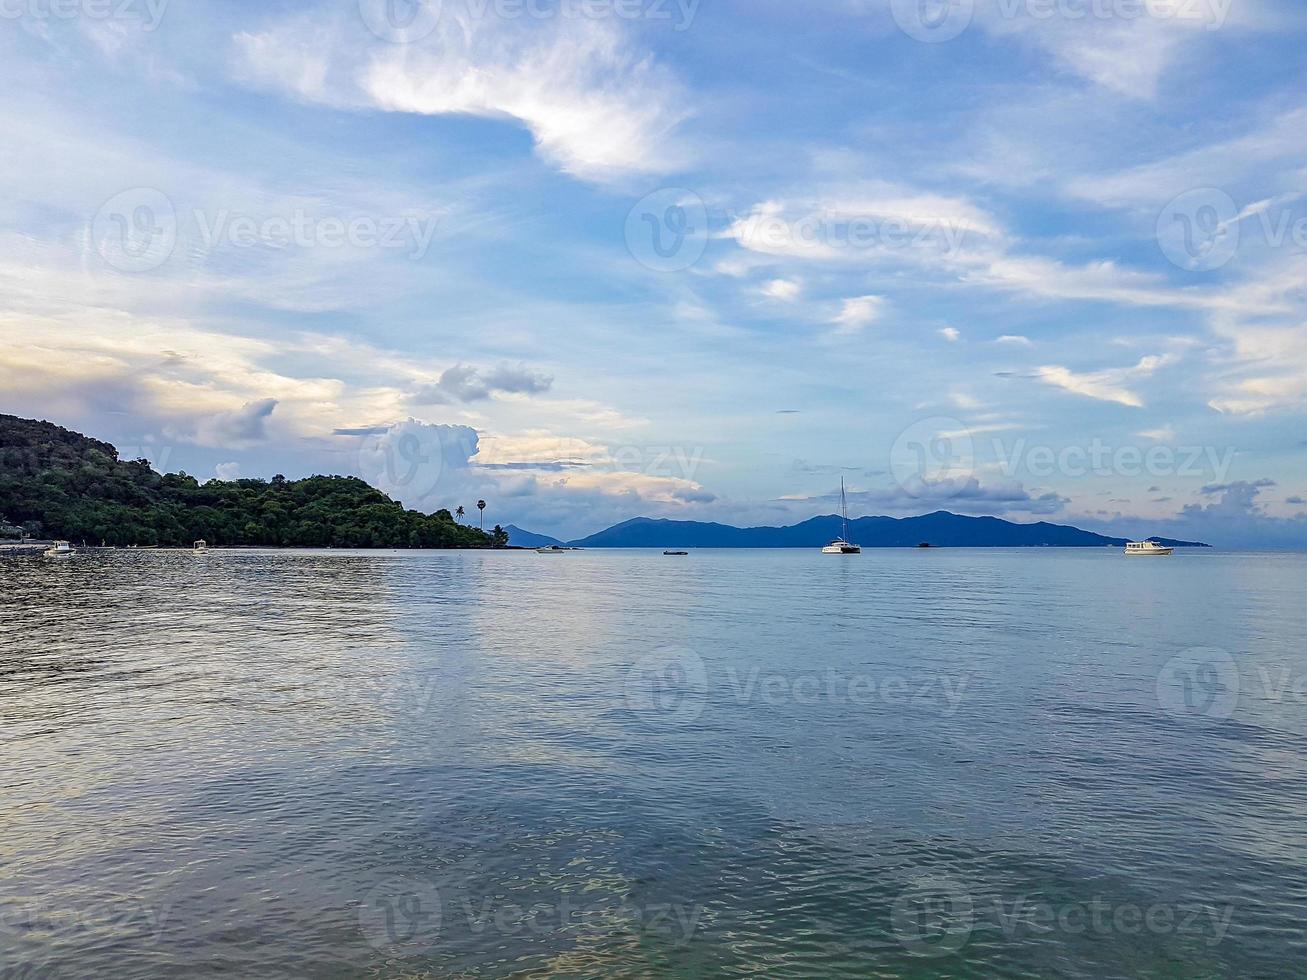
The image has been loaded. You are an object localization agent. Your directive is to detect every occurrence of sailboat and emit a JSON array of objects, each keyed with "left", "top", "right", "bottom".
[{"left": 821, "top": 479, "right": 862, "bottom": 555}]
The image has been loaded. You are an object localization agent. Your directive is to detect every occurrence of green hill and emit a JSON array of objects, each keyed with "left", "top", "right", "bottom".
[{"left": 0, "top": 414, "right": 499, "bottom": 549}]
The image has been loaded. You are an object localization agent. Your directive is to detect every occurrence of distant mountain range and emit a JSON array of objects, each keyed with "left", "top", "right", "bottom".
[
  {"left": 503, "top": 525, "right": 565, "bottom": 548},
  {"left": 507, "top": 513, "right": 1209, "bottom": 549}
]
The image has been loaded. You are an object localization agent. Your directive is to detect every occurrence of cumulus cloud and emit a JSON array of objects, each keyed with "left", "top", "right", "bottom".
[
  {"left": 831, "top": 295, "right": 885, "bottom": 335},
  {"left": 1035, "top": 354, "right": 1177, "bottom": 408},
  {"left": 349, "top": 419, "right": 717, "bottom": 535},
  {"left": 415, "top": 364, "right": 554, "bottom": 404},
  {"left": 762, "top": 279, "right": 802, "bottom": 301},
  {"left": 177, "top": 398, "right": 278, "bottom": 449},
  {"left": 233, "top": 3, "right": 690, "bottom": 181}
]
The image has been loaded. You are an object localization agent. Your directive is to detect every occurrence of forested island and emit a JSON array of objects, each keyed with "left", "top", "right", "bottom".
[{"left": 0, "top": 414, "right": 504, "bottom": 549}]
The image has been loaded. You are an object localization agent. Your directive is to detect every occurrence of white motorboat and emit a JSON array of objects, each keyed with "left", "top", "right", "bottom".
[
  {"left": 1125, "top": 540, "right": 1173, "bottom": 556},
  {"left": 822, "top": 478, "right": 862, "bottom": 555},
  {"left": 43, "top": 540, "right": 74, "bottom": 558},
  {"left": 193, "top": 539, "right": 208, "bottom": 553},
  {"left": 536, "top": 545, "right": 567, "bottom": 555}
]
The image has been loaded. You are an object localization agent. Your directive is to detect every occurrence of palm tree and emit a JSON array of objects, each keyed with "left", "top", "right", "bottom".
[
  {"left": 455, "top": 506, "right": 465, "bottom": 523},
  {"left": 477, "top": 499, "right": 486, "bottom": 529}
]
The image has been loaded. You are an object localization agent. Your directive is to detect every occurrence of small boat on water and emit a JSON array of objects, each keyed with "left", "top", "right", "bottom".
[
  {"left": 193, "top": 539, "right": 208, "bottom": 554},
  {"left": 664, "top": 551, "right": 689, "bottom": 556},
  {"left": 1125, "top": 540, "right": 1173, "bottom": 556},
  {"left": 822, "top": 478, "right": 861, "bottom": 555},
  {"left": 43, "top": 540, "right": 74, "bottom": 558},
  {"left": 536, "top": 545, "right": 568, "bottom": 555}
]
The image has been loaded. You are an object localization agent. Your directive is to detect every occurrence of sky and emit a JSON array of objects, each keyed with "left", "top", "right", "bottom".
[{"left": 2, "top": 0, "right": 1307, "bottom": 547}]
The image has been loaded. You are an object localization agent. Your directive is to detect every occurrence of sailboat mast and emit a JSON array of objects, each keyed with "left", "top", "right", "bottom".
[{"left": 841, "top": 477, "right": 848, "bottom": 540}]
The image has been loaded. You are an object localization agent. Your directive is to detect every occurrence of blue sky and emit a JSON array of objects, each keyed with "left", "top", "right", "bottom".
[{"left": 3, "top": 0, "right": 1307, "bottom": 545}]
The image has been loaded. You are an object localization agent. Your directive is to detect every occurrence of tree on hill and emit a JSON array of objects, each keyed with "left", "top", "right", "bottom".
[{"left": 0, "top": 414, "right": 502, "bottom": 549}]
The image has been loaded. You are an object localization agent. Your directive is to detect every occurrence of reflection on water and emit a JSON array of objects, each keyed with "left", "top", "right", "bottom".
[{"left": 2, "top": 548, "right": 1307, "bottom": 977}]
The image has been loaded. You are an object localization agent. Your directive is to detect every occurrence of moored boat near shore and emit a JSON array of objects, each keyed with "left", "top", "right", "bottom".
[{"left": 1125, "top": 540, "right": 1174, "bottom": 556}]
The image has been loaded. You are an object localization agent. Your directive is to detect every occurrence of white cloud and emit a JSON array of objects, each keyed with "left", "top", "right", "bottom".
[
  {"left": 996, "top": 334, "right": 1032, "bottom": 346},
  {"left": 355, "top": 419, "right": 716, "bottom": 536},
  {"left": 178, "top": 398, "right": 279, "bottom": 449},
  {"left": 1067, "top": 107, "right": 1307, "bottom": 209},
  {"left": 940, "top": 326, "right": 961, "bottom": 342},
  {"left": 1136, "top": 425, "right": 1177, "bottom": 442},
  {"left": 831, "top": 295, "right": 885, "bottom": 335},
  {"left": 1035, "top": 354, "right": 1177, "bottom": 408},
  {"left": 967, "top": 0, "right": 1255, "bottom": 100},
  {"left": 233, "top": 7, "right": 689, "bottom": 182},
  {"left": 761, "top": 278, "right": 802, "bottom": 301}
]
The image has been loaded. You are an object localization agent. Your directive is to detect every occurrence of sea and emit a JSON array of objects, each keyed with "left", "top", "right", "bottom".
[{"left": 2, "top": 548, "right": 1305, "bottom": 978}]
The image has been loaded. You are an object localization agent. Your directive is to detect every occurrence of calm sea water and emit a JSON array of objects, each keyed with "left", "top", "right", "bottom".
[{"left": 3, "top": 548, "right": 1306, "bottom": 978}]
